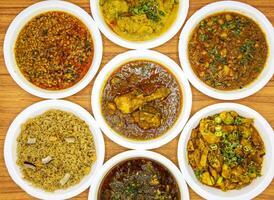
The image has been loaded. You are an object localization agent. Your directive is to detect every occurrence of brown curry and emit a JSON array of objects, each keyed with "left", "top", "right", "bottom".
[
  {"left": 188, "top": 12, "right": 268, "bottom": 90},
  {"left": 101, "top": 60, "right": 182, "bottom": 140},
  {"left": 98, "top": 158, "right": 180, "bottom": 199}
]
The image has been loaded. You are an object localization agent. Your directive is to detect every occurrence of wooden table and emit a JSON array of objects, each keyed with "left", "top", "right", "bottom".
[{"left": 0, "top": 0, "right": 273, "bottom": 199}]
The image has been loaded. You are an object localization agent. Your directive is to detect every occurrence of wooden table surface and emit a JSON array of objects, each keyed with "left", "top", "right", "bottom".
[{"left": 0, "top": 0, "right": 273, "bottom": 199}]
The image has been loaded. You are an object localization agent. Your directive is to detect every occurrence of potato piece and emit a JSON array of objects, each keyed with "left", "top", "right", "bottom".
[
  {"left": 201, "top": 172, "right": 215, "bottom": 186},
  {"left": 187, "top": 140, "right": 195, "bottom": 151},
  {"left": 200, "top": 148, "right": 209, "bottom": 167},
  {"left": 221, "top": 164, "right": 231, "bottom": 179}
]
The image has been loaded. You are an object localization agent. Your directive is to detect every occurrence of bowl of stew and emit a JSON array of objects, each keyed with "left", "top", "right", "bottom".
[
  {"left": 4, "top": 100, "right": 105, "bottom": 200},
  {"left": 92, "top": 50, "right": 192, "bottom": 149},
  {"left": 179, "top": 1, "right": 274, "bottom": 100},
  {"left": 177, "top": 103, "right": 274, "bottom": 200},
  {"left": 4, "top": 1, "right": 103, "bottom": 99},
  {"left": 88, "top": 150, "right": 189, "bottom": 200},
  {"left": 90, "top": 0, "right": 189, "bottom": 49}
]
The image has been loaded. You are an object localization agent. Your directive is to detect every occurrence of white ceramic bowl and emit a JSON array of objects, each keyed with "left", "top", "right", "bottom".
[
  {"left": 177, "top": 103, "right": 274, "bottom": 200},
  {"left": 3, "top": 0, "right": 103, "bottom": 99},
  {"left": 88, "top": 150, "right": 190, "bottom": 200},
  {"left": 179, "top": 1, "right": 274, "bottom": 100},
  {"left": 90, "top": 0, "right": 189, "bottom": 49},
  {"left": 4, "top": 100, "right": 105, "bottom": 200},
  {"left": 92, "top": 50, "right": 192, "bottom": 150}
]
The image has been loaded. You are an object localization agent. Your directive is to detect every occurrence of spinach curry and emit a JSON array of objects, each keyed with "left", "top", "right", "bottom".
[
  {"left": 15, "top": 11, "right": 93, "bottom": 90},
  {"left": 99, "top": 0, "right": 179, "bottom": 41},
  {"left": 188, "top": 12, "right": 268, "bottom": 90},
  {"left": 101, "top": 60, "right": 182, "bottom": 140},
  {"left": 99, "top": 159, "right": 180, "bottom": 199},
  {"left": 187, "top": 111, "right": 265, "bottom": 191}
]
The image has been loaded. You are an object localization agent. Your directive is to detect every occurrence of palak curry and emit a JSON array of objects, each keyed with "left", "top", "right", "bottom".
[
  {"left": 15, "top": 11, "right": 93, "bottom": 90},
  {"left": 99, "top": 159, "right": 180, "bottom": 199},
  {"left": 101, "top": 60, "right": 182, "bottom": 140},
  {"left": 187, "top": 111, "right": 265, "bottom": 191},
  {"left": 188, "top": 12, "right": 268, "bottom": 90},
  {"left": 99, "top": 0, "right": 179, "bottom": 41}
]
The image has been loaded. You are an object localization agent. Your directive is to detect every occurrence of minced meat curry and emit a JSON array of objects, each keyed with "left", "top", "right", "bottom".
[
  {"left": 15, "top": 11, "right": 93, "bottom": 90},
  {"left": 101, "top": 60, "right": 182, "bottom": 140},
  {"left": 188, "top": 12, "right": 268, "bottom": 90},
  {"left": 99, "top": 159, "right": 180, "bottom": 199},
  {"left": 99, "top": 0, "right": 179, "bottom": 41},
  {"left": 187, "top": 111, "right": 265, "bottom": 191}
]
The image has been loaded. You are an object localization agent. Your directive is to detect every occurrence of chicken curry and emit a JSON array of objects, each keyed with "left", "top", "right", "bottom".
[
  {"left": 99, "top": 159, "right": 180, "bottom": 199},
  {"left": 188, "top": 12, "right": 268, "bottom": 90},
  {"left": 187, "top": 111, "right": 265, "bottom": 191},
  {"left": 101, "top": 60, "right": 182, "bottom": 140},
  {"left": 99, "top": 0, "right": 179, "bottom": 41}
]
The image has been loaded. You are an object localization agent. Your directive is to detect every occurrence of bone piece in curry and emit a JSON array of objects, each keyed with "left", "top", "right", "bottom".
[{"left": 114, "top": 87, "right": 170, "bottom": 114}]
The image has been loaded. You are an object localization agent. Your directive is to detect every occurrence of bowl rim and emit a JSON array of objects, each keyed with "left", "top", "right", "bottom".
[
  {"left": 4, "top": 100, "right": 105, "bottom": 200},
  {"left": 178, "top": 0, "right": 274, "bottom": 100},
  {"left": 3, "top": 0, "right": 103, "bottom": 99},
  {"left": 90, "top": 0, "right": 189, "bottom": 49},
  {"left": 177, "top": 102, "right": 274, "bottom": 200},
  {"left": 91, "top": 49, "right": 192, "bottom": 150},
  {"left": 88, "top": 150, "right": 190, "bottom": 200}
]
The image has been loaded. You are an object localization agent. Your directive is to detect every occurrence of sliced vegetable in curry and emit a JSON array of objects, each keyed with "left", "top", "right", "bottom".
[
  {"left": 99, "top": 159, "right": 180, "bottom": 199},
  {"left": 15, "top": 11, "right": 93, "bottom": 90},
  {"left": 188, "top": 12, "right": 268, "bottom": 90},
  {"left": 187, "top": 111, "right": 265, "bottom": 191},
  {"left": 101, "top": 60, "right": 182, "bottom": 140},
  {"left": 99, "top": 0, "right": 179, "bottom": 41}
]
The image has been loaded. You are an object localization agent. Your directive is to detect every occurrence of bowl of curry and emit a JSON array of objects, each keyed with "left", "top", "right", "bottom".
[
  {"left": 178, "top": 103, "right": 274, "bottom": 200},
  {"left": 4, "top": 1, "right": 103, "bottom": 99},
  {"left": 90, "top": 0, "right": 189, "bottom": 49},
  {"left": 92, "top": 50, "right": 192, "bottom": 149},
  {"left": 179, "top": 1, "right": 274, "bottom": 100},
  {"left": 88, "top": 150, "right": 190, "bottom": 200}
]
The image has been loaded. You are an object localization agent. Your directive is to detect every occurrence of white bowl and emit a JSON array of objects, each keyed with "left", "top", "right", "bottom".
[
  {"left": 3, "top": 0, "right": 103, "bottom": 99},
  {"left": 178, "top": 1, "right": 274, "bottom": 100},
  {"left": 88, "top": 150, "right": 190, "bottom": 200},
  {"left": 4, "top": 100, "right": 105, "bottom": 200},
  {"left": 177, "top": 103, "right": 274, "bottom": 200},
  {"left": 91, "top": 50, "right": 192, "bottom": 150},
  {"left": 90, "top": 0, "right": 189, "bottom": 49}
]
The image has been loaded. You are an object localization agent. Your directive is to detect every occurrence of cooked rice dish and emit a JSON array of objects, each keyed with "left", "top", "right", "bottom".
[{"left": 16, "top": 109, "right": 96, "bottom": 191}]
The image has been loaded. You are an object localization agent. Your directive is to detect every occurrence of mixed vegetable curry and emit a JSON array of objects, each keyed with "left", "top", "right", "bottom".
[
  {"left": 101, "top": 60, "right": 182, "bottom": 140},
  {"left": 99, "top": 159, "right": 180, "bottom": 199},
  {"left": 187, "top": 111, "right": 265, "bottom": 191},
  {"left": 15, "top": 11, "right": 93, "bottom": 90},
  {"left": 99, "top": 0, "right": 179, "bottom": 41},
  {"left": 188, "top": 12, "right": 268, "bottom": 90}
]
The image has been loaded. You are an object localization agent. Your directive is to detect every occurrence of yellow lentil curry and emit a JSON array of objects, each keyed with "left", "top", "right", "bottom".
[
  {"left": 188, "top": 12, "right": 268, "bottom": 90},
  {"left": 17, "top": 110, "right": 96, "bottom": 191},
  {"left": 15, "top": 11, "right": 93, "bottom": 90},
  {"left": 101, "top": 60, "right": 182, "bottom": 140},
  {"left": 187, "top": 111, "right": 265, "bottom": 191},
  {"left": 99, "top": 0, "right": 179, "bottom": 41}
]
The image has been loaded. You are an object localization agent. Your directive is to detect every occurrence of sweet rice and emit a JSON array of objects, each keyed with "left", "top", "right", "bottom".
[{"left": 16, "top": 109, "right": 96, "bottom": 191}]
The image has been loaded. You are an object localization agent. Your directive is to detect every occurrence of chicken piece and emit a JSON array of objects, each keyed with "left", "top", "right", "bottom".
[
  {"left": 114, "top": 89, "right": 145, "bottom": 114},
  {"left": 132, "top": 106, "right": 161, "bottom": 129},
  {"left": 114, "top": 87, "right": 170, "bottom": 114},
  {"left": 145, "top": 87, "right": 171, "bottom": 102}
]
